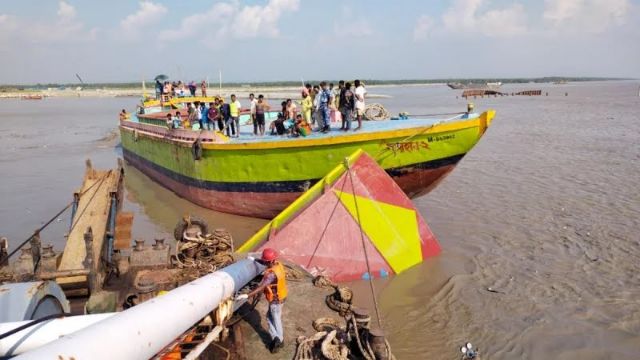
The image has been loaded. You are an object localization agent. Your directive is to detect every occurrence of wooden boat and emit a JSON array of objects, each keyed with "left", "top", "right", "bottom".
[
  {"left": 119, "top": 108, "right": 495, "bottom": 218},
  {"left": 448, "top": 82, "right": 502, "bottom": 90},
  {"left": 21, "top": 94, "right": 44, "bottom": 100}
]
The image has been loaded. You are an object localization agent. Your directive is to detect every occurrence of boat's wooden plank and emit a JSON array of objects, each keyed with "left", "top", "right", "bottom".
[
  {"left": 58, "top": 164, "right": 122, "bottom": 278},
  {"left": 114, "top": 212, "right": 134, "bottom": 250}
]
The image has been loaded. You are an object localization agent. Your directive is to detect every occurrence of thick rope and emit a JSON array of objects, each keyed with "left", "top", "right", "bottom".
[
  {"left": 173, "top": 229, "right": 235, "bottom": 280},
  {"left": 0, "top": 171, "right": 111, "bottom": 264},
  {"left": 346, "top": 166, "right": 383, "bottom": 329},
  {"left": 67, "top": 171, "right": 112, "bottom": 236},
  {"left": 363, "top": 103, "right": 389, "bottom": 121}
]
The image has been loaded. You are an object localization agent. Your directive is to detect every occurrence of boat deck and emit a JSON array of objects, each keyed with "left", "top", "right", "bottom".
[
  {"left": 128, "top": 112, "right": 475, "bottom": 145},
  {"left": 227, "top": 117, "right": 452, "bottom": 143}
]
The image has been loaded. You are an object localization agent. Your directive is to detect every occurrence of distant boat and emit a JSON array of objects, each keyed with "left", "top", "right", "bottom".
[
  {"left": 21, "top": 94, "right": 44, "bottom": 100},
  {"left": 553, "top": 80, "right": 568, "bottom": 85},
  {"left": 447, "top": 82, "right": 502, "bottom": 90}
]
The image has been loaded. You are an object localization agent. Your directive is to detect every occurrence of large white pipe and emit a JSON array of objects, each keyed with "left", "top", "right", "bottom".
[
  {"left": 15, "top": 259, "right": 264, "bottom": 360},
  {"left": 0, "top": 314, "right": 114, "bottom": 356}
]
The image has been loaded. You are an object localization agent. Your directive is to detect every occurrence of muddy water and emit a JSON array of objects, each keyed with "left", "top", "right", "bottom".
[{"left": 1, "top": 81, "right": 639, "bottom": 359}]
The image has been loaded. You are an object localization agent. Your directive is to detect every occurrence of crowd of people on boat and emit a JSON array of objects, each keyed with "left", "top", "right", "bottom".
[
  {"left": 156, "top": 80, "right": 207, "bottom": 99},
  {"left": 154, "top": 79, "right": 367, "bottom": 138}
]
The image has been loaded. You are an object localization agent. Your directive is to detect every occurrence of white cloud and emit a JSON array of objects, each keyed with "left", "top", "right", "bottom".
[
  {"left": 27, "top": 1, "right": 97, "bottom": 43},
  {"left": 442, "top": 0, "right": 527, "bottom": 37},
  {"left": 158, "top": 0, "right": 299, "bottom": 46},
  {"left": 413, "top": 15, "right": 434, "bottom": 41},
  {"left": 121, "top": 1, "right": 167, "bottom": 32},
  {"left": 118, "top": 1, "right": 167, "bottom": 41},
  {"left": 543, "top": 0, "right": 630, "bottom": 33},
  {"left": 57, "top": 1, "right": 77, "bottom": 20},
  {"left": 232, "top": 0, "right": 300, "bottom": 38},
  {"left": 333, "top": 5, "right": 373, "bottom": 38}
]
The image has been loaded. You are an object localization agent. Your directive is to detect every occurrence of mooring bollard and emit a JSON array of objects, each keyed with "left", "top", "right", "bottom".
[{"left": 369, "top": 328, "right": 390, "bottom": 360}]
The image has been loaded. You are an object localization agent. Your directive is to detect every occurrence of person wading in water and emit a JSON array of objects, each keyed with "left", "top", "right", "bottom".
[{"left": 236, "top": 248, "right": 288, "bottom": 353}]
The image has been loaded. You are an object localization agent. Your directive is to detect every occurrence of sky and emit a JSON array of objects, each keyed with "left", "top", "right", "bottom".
[{"left": 0, "top": 0, "right": 638, "bottom": 84}]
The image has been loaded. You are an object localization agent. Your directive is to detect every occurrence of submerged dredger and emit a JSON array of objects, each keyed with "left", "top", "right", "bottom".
[{"left": 0, "top": 147, "right": 456, "bottom": 359}]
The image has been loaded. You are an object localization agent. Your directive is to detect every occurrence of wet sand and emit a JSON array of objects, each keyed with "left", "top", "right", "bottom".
[{"left": 1, "top": 81, "right": 639, "bottom": 359}]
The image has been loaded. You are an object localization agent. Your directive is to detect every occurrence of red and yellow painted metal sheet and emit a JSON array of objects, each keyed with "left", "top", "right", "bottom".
[{"left": 238, "top": 150, "right": 440, "bottom": 282}]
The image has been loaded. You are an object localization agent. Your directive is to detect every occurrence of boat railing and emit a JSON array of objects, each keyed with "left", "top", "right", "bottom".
[{"left": 119, "top": 119, "right": 227, "bottom": 144}]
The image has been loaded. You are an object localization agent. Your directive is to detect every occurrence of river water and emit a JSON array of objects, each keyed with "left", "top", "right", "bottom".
[{"left": 1, "top": 81, "right": 639, "bottom": 359}]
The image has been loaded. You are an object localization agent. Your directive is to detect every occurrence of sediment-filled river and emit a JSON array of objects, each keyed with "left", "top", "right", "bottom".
[{"left": 1, "top": 81, "right": 638, "bottom": 359}]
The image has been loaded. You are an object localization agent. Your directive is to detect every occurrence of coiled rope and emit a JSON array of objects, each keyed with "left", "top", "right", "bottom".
[
  {"left": 173, "top": 229, "right": 235, "bottom": 281},
  {"left": 363, "top": 103, "right": 389, "bottom": 121}
]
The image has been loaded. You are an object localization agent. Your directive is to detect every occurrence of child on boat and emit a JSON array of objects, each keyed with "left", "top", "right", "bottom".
[{"left": 292, "top": 114, "right": 311, "bottom": 137}]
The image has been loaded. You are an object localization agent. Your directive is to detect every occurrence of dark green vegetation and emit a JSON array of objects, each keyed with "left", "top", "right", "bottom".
[{"left": 0, "top": 77, "right": 629, "bottom": 91}]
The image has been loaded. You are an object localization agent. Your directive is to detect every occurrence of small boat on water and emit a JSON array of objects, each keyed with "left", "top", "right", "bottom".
[
  {"left": 21, "top": 94, "right": 44, "bottom": 100},
  {"left": 119, "top": 101, "right": 495, "bottom": 218},
  {"left": 448, "top": 82, "right": 502, "bottom": 90}
]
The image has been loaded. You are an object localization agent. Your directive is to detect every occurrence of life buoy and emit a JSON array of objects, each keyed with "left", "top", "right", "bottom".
[{"left": 191, "top": 139, "right": 203, "bottom": 160}]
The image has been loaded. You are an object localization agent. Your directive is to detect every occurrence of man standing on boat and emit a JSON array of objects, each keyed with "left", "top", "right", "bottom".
[
  {"left": 354, "top": 79, "right": 367, "bottom": 131},
  {"left": 335, "top": 80, "right": 345, "bottom": 109},
  {"left": 220, "top": 99, "right": 233, "bottom": 136},
  {"left": 155, "top": 80, "right": 163, "bottom": 100},
  {"left": 229, "top": 94, "right": 242, "bottom": 137},
  {"left": 249, "top": 93, "right": 258, "bottom": 135},
  {"left": 340, "top": 82, "right": 355, "bottom": 131},
  {"left": 255, "top": 95, "right": 269, "bottom": 136},
  {"left": 311, "top": 85, "right": 321, "bottom": 128},
  {"left": 318, "top": 82, "right": 333, "bottom": 133},
  {"left": 200, "top": 80, "right": 207, "bottom": 97},
  {"left": 237, "top": 248, "right": 288, "bottom": 354},
  {"left": 207, "top": 102, "right": 218, "bottom": 131}
]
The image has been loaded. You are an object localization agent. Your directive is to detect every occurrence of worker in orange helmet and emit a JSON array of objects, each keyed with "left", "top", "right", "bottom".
[{"left": 236, "top": 248, "right": 288, "bottom": 354}]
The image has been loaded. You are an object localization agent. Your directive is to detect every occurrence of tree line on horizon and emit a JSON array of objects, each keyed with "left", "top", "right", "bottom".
[{"left": 0, "top": 77, "right": 628, "bottom": 91}]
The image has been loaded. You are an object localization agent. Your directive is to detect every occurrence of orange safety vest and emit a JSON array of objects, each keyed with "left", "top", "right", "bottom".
[{"left": 264, "top": 262, "right": 288, "bottom": 302}]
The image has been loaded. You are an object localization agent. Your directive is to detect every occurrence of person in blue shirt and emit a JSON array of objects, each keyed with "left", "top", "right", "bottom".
[
  {"left": 318, "top": 81, "right": 333, "bottom": 133},
  {"left": 199, "top": 102, "right": 208, "bottom": 130},
  {"left": 155, "top": 80, "right": 162, "bottom": 100},
  {"left": 219, "top": 100, "right": 233, "bottom": 137}
]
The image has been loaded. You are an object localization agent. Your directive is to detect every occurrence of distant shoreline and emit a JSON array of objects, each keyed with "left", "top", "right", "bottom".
[
  {"left": 0, "top": 76, "right": 629, "bottom": 90},
  {"left": 0, "top": 77, "right": 632, "bottom": 100},
  {"left": 0, "top": 87, "right": 392, "bottom": 100}
]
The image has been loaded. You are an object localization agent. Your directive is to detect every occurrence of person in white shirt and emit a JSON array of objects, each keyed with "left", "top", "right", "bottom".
[
  {"left": 312, "top": 85, "right": 322, "bottom": 129},
  {"left": 354, "top": 79, "right": 367, "bottom": 131},
  {"left": 249, "top": 93, "right": 258, "bottom": 135}
]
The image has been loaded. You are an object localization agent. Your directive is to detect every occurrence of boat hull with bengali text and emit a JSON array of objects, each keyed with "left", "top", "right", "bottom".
[{"left": 119, "top": 110, "right": 495, "bottom": 218}]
